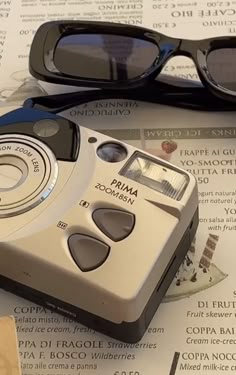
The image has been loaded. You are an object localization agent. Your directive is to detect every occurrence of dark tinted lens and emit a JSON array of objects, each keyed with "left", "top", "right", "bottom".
[
  {"left": 207, "top": 48, "right": 236, "bottom": 91},
  {"left": 54, "top": 34, "right": 159, "bottom": 80}
]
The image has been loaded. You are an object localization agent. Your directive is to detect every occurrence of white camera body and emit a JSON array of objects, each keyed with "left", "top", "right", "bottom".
[{"left": 0, "top": 106, "right": 198, "bottom": 342}]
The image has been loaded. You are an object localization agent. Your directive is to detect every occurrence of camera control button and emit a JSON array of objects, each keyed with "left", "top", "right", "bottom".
[
  {"left": 68, "top": 234, "right": 110, "bottom": 272},
  {"left": 92, "top": 208, "right": 135, "bottom": 241}
]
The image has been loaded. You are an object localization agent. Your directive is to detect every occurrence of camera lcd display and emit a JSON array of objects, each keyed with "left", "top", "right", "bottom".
[{"left": 120, "top": 152, "right": 189, "bottom": 200}]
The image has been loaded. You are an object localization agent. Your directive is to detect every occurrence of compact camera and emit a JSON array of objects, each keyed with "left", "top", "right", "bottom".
[{"left": 0, "top": 106, "right": 199, "bottom": 343}]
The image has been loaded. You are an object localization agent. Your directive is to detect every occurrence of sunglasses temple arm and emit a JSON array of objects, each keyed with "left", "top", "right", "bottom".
[
  {"left": 23, "top": 79, "right": 203, "bottom": 113},
  {"left": 24, "top": 90, "right": 121, "bottom": 113},
  {"left": 23, "top": 85, "right": 236, "bottom": 113}
]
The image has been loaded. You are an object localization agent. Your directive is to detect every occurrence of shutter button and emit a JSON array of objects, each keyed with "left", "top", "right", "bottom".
[{"left": 92, "top": 208, "right": 135, "bottom": 241}]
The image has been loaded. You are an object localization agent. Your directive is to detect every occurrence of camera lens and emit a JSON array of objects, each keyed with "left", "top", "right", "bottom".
[
  {"left": 97, "top": 142, "right": 127, "bottom": 162},
  {"left": 0, "top": 155, "right": 27, "bottom": 192},
  {"left": 0, "top": 164, "right": 22, "bottom": 190}
]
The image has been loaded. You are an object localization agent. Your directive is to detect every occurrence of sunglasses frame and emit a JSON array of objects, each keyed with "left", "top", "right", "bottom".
[{"left": 29, "top": 20, "right": 236, "bottom": 103}]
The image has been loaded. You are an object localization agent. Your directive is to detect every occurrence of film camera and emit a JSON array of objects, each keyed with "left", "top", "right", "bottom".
[{"left": 0, "top": 105, "right": 198, "bottom": 343}]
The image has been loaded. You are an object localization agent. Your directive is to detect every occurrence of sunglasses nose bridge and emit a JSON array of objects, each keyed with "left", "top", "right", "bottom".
[{"left": 177, "top": 39, "right": 196, "bottom": 60}]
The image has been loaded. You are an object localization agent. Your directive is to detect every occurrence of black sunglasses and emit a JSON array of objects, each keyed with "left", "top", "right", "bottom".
[{"left": 29, "top": 20, "right": 236, "bottom": 106}]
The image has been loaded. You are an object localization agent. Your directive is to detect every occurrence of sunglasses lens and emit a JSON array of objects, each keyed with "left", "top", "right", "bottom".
[
  {"left": 53, "top": 34, "right": 159, "bottom": 81},
  {"left": 207, "top": 48, "right": 236, "bottom": 91}
]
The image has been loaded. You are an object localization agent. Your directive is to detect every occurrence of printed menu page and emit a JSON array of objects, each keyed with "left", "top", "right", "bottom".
[{"left": 0, "top": 1, "right": 236, "bottom": 375}]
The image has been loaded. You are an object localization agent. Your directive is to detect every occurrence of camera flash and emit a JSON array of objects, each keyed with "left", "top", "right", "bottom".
[{"left": 120, "top": 152, "right": 189, "bottom": 200}]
